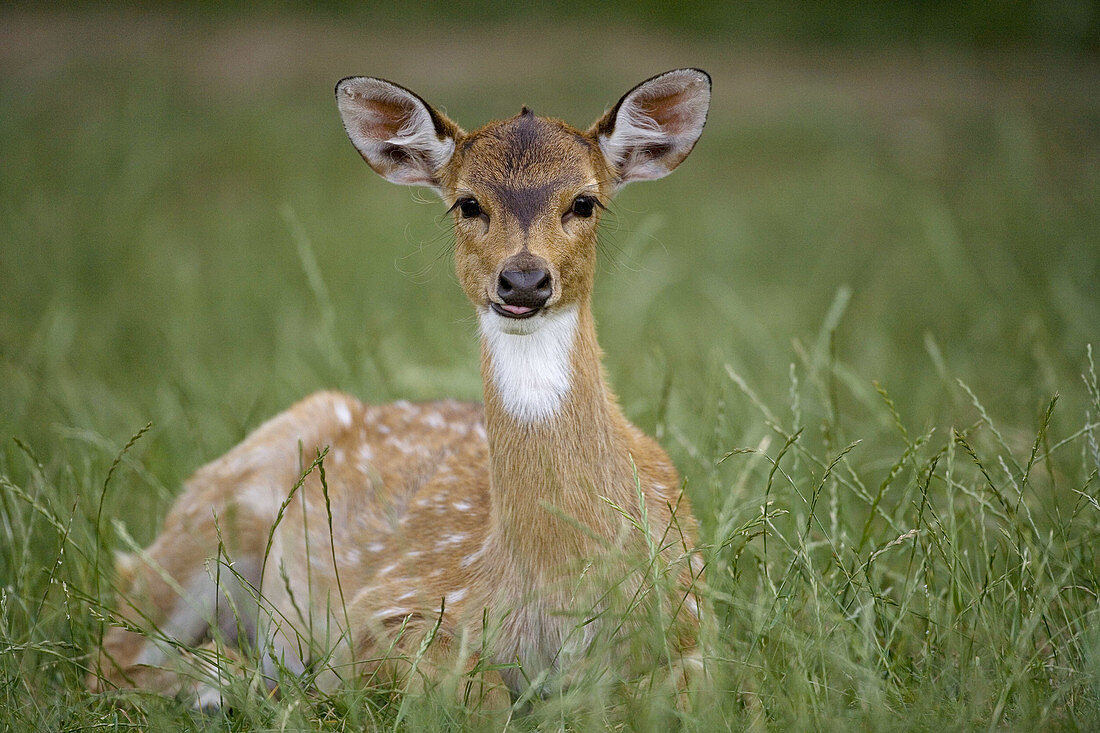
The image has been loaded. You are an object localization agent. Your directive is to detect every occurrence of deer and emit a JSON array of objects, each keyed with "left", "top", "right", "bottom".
[{"left": 88, "top": 68, "right": 712, "bottom": 713}]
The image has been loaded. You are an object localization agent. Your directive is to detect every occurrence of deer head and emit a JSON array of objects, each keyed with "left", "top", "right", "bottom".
[{"left": 335, "top": 70, "right": 711, "bottom": 339}]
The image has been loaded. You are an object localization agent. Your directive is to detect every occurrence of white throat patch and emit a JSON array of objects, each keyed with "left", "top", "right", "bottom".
[{"left": 479, "top": 306, "right": 577, "bottom": 424}]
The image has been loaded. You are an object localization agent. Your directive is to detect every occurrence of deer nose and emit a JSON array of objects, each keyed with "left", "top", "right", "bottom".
[{"left": 497, "top": 268, "right": 552, "bottom": 310}]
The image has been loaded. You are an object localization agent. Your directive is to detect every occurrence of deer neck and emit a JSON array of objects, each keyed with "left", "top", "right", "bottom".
[{"left": 478, "top": 302, "right": 635, "bottom": 575}]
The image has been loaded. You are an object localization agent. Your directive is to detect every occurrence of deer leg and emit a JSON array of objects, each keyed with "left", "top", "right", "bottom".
[
  {"left": 88, "top": 538, "right": 220, "bottom": 695},
  {"left": 87, "top": 516, "right": 266, "bottom": 700}
]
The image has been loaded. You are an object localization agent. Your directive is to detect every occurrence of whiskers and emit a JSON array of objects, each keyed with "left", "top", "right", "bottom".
[{"left": 391, "top": 203, "right": 458, "bottom": 284}]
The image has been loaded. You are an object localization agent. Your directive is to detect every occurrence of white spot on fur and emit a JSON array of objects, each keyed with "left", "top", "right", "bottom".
[
  {"left": 452, "top": 500, "right": 473, "bottom": 512},
  {"left": 480, "top": 305, "right": 577, "bottom": 423},
  {"left": 373, "top": 607, "right": 411, "bottom": 619},
  {"left": 366, "top": 542, "right": 384, "bottom": 553},
  {"left": 685, "top": 595, "right": 699, "bottom": 619},
  {"left": 385, "top": 436, "right": 419, "bottom": 455},
  {"left": 334, "top": 401, "right": 352, "bottom": 427},
  {"left": 446, "top": 588, "right": 468, "bottom": 604},
  {"left": 423, "top": 412, "right": 446, "bottom": 428},
  {"left": 378, "top": 563, "right": 397, "bottom": 576},
  {"left": 436, "top": 532, "right": 468, "bottom": 549}
]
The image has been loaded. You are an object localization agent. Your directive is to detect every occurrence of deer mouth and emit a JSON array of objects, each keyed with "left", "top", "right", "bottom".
[{"left": 490, "top": 302, "right": 541, "bottom": 319}]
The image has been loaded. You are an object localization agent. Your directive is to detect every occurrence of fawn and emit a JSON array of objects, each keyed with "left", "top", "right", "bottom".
[{"left": 89, "top": 69, "right": 711, "bottom": 711}]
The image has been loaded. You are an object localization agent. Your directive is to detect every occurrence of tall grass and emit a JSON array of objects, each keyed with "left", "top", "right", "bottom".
[
  {"left": 3, "top": 323, "right": 1097, "bottom": 730},
  {"left": 2, "top": 8, "right": 1098, "bottom": 730}
]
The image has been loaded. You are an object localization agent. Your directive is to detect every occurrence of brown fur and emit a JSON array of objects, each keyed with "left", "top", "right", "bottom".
[{"left": 89, "top": 70, "right": 711, "bottom": 710}]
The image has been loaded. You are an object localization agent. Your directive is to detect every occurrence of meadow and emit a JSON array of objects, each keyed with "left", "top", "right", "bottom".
[{"left": 1, "top": 7, "right": 1098, "bottom": 730}]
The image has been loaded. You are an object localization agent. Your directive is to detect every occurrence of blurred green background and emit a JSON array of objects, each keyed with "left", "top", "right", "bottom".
[
  {"left": 1, "top": 1, "right": 1097, "bottom": 535},
  {"left": 2, "top": 3, "right": 1099, "bottom": 728}
]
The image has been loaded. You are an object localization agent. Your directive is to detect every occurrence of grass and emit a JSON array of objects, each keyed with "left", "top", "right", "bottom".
[{"left": 2, "top": 7, "right": 1099, "bottom": 730}]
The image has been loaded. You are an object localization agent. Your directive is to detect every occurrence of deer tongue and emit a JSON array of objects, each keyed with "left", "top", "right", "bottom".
[{"left": 499, "top": 304, "right": 533, "bottom": 316}]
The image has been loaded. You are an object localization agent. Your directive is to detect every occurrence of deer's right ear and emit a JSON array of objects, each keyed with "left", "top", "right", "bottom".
[{"left": 336, "top": 77, "right": 462, "bottom": 190}]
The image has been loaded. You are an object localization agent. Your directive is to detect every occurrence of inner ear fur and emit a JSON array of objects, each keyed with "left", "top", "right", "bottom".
[
  {"left": 590, "top": 68, "right": 711, "bottom": 186},
  {"left": 336, "top": 77, "right": 464, "bottom": 190}
]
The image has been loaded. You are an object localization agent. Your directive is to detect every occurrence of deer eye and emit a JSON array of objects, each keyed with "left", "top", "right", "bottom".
[
  {"left": 458, "top": 198, "right": 482, "bottom": 219},
  {"left": 571, "top": 196, "right": 597, "bottom": 218}
]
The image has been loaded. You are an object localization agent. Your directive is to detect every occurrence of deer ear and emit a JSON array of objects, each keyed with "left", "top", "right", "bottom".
[
  {"left": 336, "top": 77, "right": 463, "bottom": 190},
  {"left": 590, "top": 68, "right": 711, "bottom": 187}
]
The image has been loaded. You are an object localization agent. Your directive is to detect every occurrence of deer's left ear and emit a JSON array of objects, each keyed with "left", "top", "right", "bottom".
[
  {"left": 336, "top": 76, "right": 464, "bottom": 191},
  {"left": 590, "top": 68, "right": 711, "bottom": 186}
]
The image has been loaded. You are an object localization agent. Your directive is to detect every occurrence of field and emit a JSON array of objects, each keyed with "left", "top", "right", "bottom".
[{"left": 2, "top": 6, "right": 1099, "bottom": 730}]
